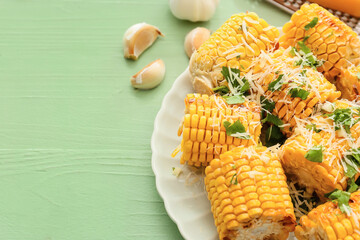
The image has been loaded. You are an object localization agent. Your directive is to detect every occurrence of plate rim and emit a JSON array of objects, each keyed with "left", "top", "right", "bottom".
[{"left": 151, "top": 67, "right": 193, "bottom": 240}]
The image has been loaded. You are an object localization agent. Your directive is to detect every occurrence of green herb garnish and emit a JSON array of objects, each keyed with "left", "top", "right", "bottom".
[
  {"left": 290, "top": 47, "right": 297, "bottom": 56},
  {"left": 223, "top": 120, "right": 251, "bottom": 139},
  {"left": 343, "top": 148, "right": 360, "bottom": 178},
  {"left": 357, "top": 72, "right": 360, "bottom": 80},
  {"left": 261, "top": 96, "right": 275, "bottom": 113},
  {"left": 289, "top": 88, "right": 310, "bottom": 100},
  {"left": 304, "top": 17, "right": 318, "bottom": 30},
  {"left": 294, "top": 41, "right": 323, "bottom": 68},
  {"left": 223, "top": 95, "right": 245, "bottom": 105},
  {"left": 230, "top": 173, "right": 238, "bottom": 185},
  {"left": 268, "top": 74, "right": 284, "bottom": 92},
  {"left": 221, "top": 66, "right": 250, "bottom": 95},
  {"left": 324, "top": 189, "right": 351, "bottom": 214},
  {"left": 305, "top": 124, "right": 322, "bottom": 133},
  {"left": 265, "top": 125, "right": 286, "bottom": 147},
  {"left": 212, "top": 85, "right": 229, "bottom": 95},
  {"left": 261, "top": 113, "right": 283, "bottom": 127},
  {"left": 326, "top": 108, "right": 360, "bottom": 134},
  {"left": 347, "top": 177, "right": 359, "bottom": 193},
  {"left": 305, "top": 145, "right": 323, "bottom": 163}
]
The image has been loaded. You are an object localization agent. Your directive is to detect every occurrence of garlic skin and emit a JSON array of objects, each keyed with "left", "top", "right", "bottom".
[
  {"left": 130, "top": 59, "right": 165, "bottom": 89},
  {"left": 123, "top": 23, "right": 164, "bottom": 60},
  {"left": 169, "top": 0, "right": 220, "bottom": 22},
  {"left": 184, "top": 27, "right": 211, "bottom": 58}
]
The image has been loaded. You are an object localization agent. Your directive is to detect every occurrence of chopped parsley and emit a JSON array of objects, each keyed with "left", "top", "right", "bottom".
[
  {"left": 223, "top": 95, "right": 245, "bottom": 105},
  {"left": 212, "top": 85, "right": 229, "bottom": 95},
  {"left": 305, "top": 124, "right": 322, "bottom": 133},
  {"left": 261, "top": 113, "right": 283, "bottom": 127},
  {"left": 221, "top": 66, "right": 250, "bottom": 95},
  {"left": 230, "top": 173, "right": 238, "bottom": 185},
  {"left": 289, "top": 47, "right": 297, "bottom": 56},
  {"left": 324, "top": 189, "right": 351, "bottom": 214},
  {"left": 305, "top": 145, "right": 323, "bottom": 163},
  {"left": 304, "top": 17, "right": 318, "bottom": 30},
  {"left": 223, "top": 120, "right": 251, "bottom": 139},
  {"left": 303, "top": 35, "right": 310, "bottom": 42},
  {"left": 343, "top": 148, "right": 360, "bottom": 178},
  {"left": 289, "top": 88, "right": 310, "bottom": 100},
  {"left": 265, "top": 125, "right": 286, "bottom": 147},
  {"left": 326, "top": 107, "right": 360, "bottom": 134},
  {"left": 260, "top": 96, "right": 275, "bottom": 113},
  {"left": 292, "top": 41, "right": 323, "bottom": 69},
  {"left": 300, "top": 70, "right": 307, "bottom": 77},
  {"left": 268, "top": 74, "right": 284, "bottom": 92},
  {"left": 347, "top": 177, "right": 359, "bottom": 193}
]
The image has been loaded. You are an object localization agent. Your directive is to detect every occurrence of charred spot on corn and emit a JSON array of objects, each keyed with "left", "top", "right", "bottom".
[
  {"left": 304, "top": 17, "right": 318, "bottom": 31},
  {"left": 324, "top": 189, "right": 351, "bottom": 214},
  {"left": 305, "top": 145, "right": 323, "bottom": 163},
  {"left": 223, "top": 120, "right": 251, "bottom": 139}
]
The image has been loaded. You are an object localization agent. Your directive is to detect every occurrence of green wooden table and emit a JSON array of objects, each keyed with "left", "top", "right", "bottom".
[{"left": 0, "top": 0, "right": 289, "bottom": 239}]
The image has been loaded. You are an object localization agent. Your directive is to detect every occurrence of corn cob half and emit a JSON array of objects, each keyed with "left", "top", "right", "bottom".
[
  {"left": 249, "top": 48, "right": 341, "bottom": 137},
  {"left": 337, "top": 65, "right": 360, "bottom": 101},
  {"left": 279, "top": 100, "right": 360, "bottom": 201},
  {"left": 204, "top": 146, "right": 296, "bottom": 240},
  {"left": 173, "top": 94, "right": 261, "bottom": 167},
  {"left": 189, "top": 12, "right": 279, "bottom": 94},
  {"left": 295, "top": 191, "right": 360, "bottom": 240},
  {"left": 279, "top": 3, "right": 360, "bottom": 81}
]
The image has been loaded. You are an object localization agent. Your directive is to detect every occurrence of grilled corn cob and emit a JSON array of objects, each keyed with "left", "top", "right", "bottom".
[
  {"left": 279, "top": 100, "right": 360, "bottom": 200},
  {"left": 279, "top": 3, "right": 360, "bottom": 82},
  {"left": 189, "top": 12, "right": 279, "bottom": 94},
  {"left": 173, "top": 94, "right": 261, "bottom": 167},
  {"left": 337, "top": 65, "right": 360, "bottom": 101},
  {"left": 204, "top": 146, "right": 296, "bottom": 240},
  {"left": 295, "top": 191, "right": 360, "bottom": 240},
  {"left": 251, "top": 48, "right": 341, "bottom": 137}
]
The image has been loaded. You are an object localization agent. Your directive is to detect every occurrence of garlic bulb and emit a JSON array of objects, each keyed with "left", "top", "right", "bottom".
[
  {"left": 123, "top": 23, "right": 164, "bottom": 60},
  {"left": 169, "top": 0, "right": 220, "bottom": 22},
  {"left": 184, "top": 27, "right": 211, "bottom": 58},
  {"left": 130, "top": 59, "right": 165, "bottom": 89}
]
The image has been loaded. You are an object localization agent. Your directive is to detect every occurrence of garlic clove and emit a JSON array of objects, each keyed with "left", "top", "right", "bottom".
[
  {"left": 123, "top": 23, "right": 164, "bottom": 60},
  {"left": 184, "top": 27, "right": 211, "bottom": 58},
  {"left": 130, "top": 59, "right": 165, "bottom": 89},
  {"left": 169, "top": 0, "right": 220, "bottom": 22}
]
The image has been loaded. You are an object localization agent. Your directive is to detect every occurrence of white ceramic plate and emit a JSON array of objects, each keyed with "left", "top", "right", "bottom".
[{"left": 151, "top": 68, "right": 218, "bottom": 240}]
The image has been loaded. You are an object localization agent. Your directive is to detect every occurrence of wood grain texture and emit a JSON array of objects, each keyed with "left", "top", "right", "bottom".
[{"left": 0, "top": 0, "right": 288, "bottom": 239}]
